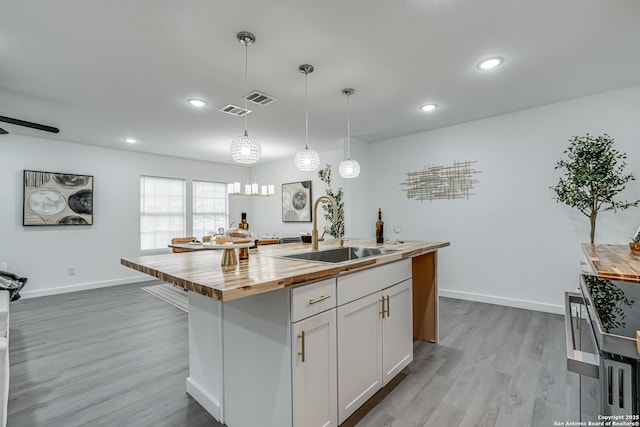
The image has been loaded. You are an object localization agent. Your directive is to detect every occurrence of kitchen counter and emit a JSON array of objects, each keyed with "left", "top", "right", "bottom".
[
  {"left": 121, "top": 239, "right": 449, "bottom": 426},
  {"left": 121, "top": 238, "right": 449, "bottom": 301},
  {"left": 581, "top": 243, "right": 640, "bottom": 283}
]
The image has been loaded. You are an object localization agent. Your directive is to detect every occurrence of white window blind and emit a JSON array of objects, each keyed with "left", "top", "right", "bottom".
[
  {"left": 140, "top": 176, "right": 186, "bottom": 250},
  {"left": 193, "top": 180, "right": 228, "bottom": 239}
]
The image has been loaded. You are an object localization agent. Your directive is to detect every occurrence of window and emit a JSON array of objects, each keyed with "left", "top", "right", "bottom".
[
  {"left": 140, "top": 176, "right": 186, "bottom": 250},
  {"left": 193, "top": 180, "right": 228, "bottom": 238}
]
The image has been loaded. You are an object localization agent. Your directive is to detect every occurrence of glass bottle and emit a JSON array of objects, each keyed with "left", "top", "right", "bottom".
[
  {"left": 239, "top": 212, "right": 249, "bottom": 230},
  {"left": 375, "top": 208, "right": 384, "bottom": 244}
]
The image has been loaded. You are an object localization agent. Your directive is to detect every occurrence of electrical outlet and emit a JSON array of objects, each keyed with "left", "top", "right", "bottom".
[{"left": 67, "top": 267, "right": 76, "bottom": 276}]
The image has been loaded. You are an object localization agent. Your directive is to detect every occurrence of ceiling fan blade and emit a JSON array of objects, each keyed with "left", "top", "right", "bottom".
[
  {"left": 0, "top": 115, "right": 59, "bottom": 133},
  {"left": 0, "top": 127, "right": 8, "bottom": 135}
]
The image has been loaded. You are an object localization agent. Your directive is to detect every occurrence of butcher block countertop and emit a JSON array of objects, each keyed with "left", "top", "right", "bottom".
[
  {"left": 121, "top": 239, "right": 450, "bottom": 301},
  {"left": 581, "top": 243, "right": 640, "bottom": 283}
]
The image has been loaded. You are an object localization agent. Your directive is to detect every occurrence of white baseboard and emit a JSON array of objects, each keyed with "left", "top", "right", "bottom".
[
  {"left": 18, "top": 278, "right": 565, "bottom": 315},
  {"left": 439, "top": 288, "right": 564, "bottom": 315},
  {"left": 19, "top": 276, "right": 157, "bottom": 299}
]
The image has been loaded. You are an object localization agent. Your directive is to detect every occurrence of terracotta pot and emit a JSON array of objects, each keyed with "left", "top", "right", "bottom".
[{"left": 630, "top": 242, "right": 640, "bottom": 252}]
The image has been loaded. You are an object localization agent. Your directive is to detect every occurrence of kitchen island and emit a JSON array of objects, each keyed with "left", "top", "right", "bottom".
[
  {"left": 121, "top": 239, "right": 449, "bottom": 427},
  {"left": 581, "top": 243, "right": 640, "bottom": 283}
]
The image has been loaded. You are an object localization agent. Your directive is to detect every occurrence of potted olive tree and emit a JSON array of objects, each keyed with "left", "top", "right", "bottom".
[{"left": 551, "top": 133, "right": 639, "bottom": 244}]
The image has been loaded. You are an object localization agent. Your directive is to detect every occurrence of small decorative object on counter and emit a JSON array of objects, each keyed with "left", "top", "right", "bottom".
[
  {"left": 226, "top": 226, "right": 253, "bottom": 260},
  {"left": 376, "top": 208, "right": 384, "bottom": 244},
  {"left": 630, "top": 226, "right": 640, "bottom": 253},
  {"left": 237, "top": 244, "right": 250, "bottom": 260},
  {"left": 239, "top": 213, "right": 249, "bottom": 230}
]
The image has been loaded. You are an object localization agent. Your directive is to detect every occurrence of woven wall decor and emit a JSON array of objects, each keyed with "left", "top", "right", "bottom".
[{"left": 401, "top": 160, "right": 480, "bottom": 201}]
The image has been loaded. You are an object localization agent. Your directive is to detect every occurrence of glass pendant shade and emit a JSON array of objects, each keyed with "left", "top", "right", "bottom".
[
  {"left": 230, "top": 130, "right": 261, "bottom": 164},
  {"left": 339, "top": 159, "right": 360, "bottom": 178},
  {"left": 295, "top": 146, "right": 320, "bottom": 171}
]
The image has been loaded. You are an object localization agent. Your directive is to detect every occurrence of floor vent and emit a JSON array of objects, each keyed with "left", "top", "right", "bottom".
[
  {"left": 219, "top": 104, "right": 251, "bottom": 117},
  {"left": 244, "top": 90, "right": 277, "bottom": 106}
]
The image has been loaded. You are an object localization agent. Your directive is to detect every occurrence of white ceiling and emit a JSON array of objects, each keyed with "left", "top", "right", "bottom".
[{"left": 2, "top": 0, "right": 640, "bottom": 165}]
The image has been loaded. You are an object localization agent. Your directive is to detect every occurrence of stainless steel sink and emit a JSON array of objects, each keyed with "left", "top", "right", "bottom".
[{"left": 280, "top": 246, "right": 397, "bottom": 264}]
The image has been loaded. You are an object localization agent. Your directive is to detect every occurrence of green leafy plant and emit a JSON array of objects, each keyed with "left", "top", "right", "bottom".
[
  {"left": 318, "top": 164, "right": 345, "bottom": 238},
  {"left": 551, "top": 133, "right": 639, "bottom": 244}
]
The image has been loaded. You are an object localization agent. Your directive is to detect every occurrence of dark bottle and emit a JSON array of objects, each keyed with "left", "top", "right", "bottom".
[
  {"left": 239, "top": 212, "right": 249, "bottom": 230},
  {"left": 375, "top": 208, "right": 384, "bottom": 244},
  {"left": 238, "top": 213, "right": 250, "bottom": 260}
]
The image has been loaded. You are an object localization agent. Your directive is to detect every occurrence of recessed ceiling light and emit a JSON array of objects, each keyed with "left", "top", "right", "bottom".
[
  {"left": 477, "top": 57, "right": 503, "bottom": 70},
  {"left": 420, "top": 104, "right": 438, "bottom": 112},
  {"left": 123, "top": 137, "right": 137, "bottom": 144},
  {"left": 188, "top": 98, "right": 207, "bottom": 108}
]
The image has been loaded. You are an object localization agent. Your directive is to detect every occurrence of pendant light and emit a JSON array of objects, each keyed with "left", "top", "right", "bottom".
[
  {"left": 227, "top": 168, "right": 274, "bottom": 197},
  {"left": 294, "top": 64, "right": 320, "bottom": 171},
  {"left": 230, "top": 31, "right": 261, "bottom": 164},
  {"left": 339, "top": 88, "right": 360, "bottom": 178}
]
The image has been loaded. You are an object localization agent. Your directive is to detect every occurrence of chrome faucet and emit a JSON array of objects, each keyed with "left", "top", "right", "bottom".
[{"left": 312, "top": 195, "right": 338, "bottom": 251}]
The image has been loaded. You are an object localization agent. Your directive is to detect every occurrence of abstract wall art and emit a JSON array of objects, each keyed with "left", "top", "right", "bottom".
[
  {"left": 401, "top": 161, "right": 480, "bottom": 201},
  {"left": 23, "top": 170, "right": 94, "bottom": 226},
  {"left": 282, "top": 180, "right": 312, "bottom": 222}
]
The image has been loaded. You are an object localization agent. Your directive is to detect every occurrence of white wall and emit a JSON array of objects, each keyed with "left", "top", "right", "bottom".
[
  {"left": 248, "top": 148, "right": 346, "bottom": 238},
  {"left": 352, "top": 84, "right": 640, "bottom": 313},
  {"left": 0, "top": 135, "right": 247, "bottom": 298}
]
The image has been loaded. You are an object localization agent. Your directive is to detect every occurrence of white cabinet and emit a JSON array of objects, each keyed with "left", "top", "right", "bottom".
[
  {"left": 382, "top": 279, "right": 413, "bottom": 386},
  {"left": 337, "top": 292, "right": 383, "bottom": 423},
  {"left": 187, "top": 261, "right": 412, "bottom": 427},
  {"left": 336, "top": 260, "right": 413, "bottom": 424},
  {"left": 292, "top": 308, "right": 337, "bottom": 427}
]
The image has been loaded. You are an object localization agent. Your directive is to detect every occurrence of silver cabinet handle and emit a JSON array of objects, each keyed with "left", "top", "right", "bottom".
[{"left": 565, "top": 291, "right": 599, "bottom": 378}]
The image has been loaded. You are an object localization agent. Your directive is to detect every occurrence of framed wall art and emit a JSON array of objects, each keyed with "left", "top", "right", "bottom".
[
  {"left": 282, "top": 180, "right": 312, "bottom": 222},
  {"left": 23, "top": 170, "right": 94, "bottom": 226}
]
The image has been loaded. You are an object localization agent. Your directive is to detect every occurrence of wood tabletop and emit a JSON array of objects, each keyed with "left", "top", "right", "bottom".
[
  {"left": 581, "top": 244, "right": 640, "bottom": 283},
  {"left": 168, "top": 242, "right": 254, "bottom": 251},
  {"left": 122, "top": 239, "right": 450, "bottom": 301}
]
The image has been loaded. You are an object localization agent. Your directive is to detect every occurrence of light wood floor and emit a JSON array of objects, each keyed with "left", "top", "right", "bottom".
[{"left": 8, "top": 282, "right": 578, "bottom": 427}]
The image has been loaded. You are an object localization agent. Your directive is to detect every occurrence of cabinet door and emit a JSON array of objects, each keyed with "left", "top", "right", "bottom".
[
  {"left": 337, "top": 292, "right": 383, "bottom": 424},
  {"left": 382, "top": 279, "right": 413, "bottom": 386},
  {"left": 292, "top": 309, "right": 337, "bottom": 427}
]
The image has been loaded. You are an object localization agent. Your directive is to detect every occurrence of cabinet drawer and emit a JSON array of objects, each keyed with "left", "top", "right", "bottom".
[
  {"left": 291, "top": 278, "right": 337, "bottom": 322},
  {"left": 337, "top": 259, "right": 411, "bottom": 306}
]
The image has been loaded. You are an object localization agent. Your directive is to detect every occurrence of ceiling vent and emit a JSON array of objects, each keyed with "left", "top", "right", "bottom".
[
  {"left": 244, "top": 90, "right": 277, "bottom": 106},
  {"left": 220, "top": 104, "right": 251, "bottom": 117}
]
